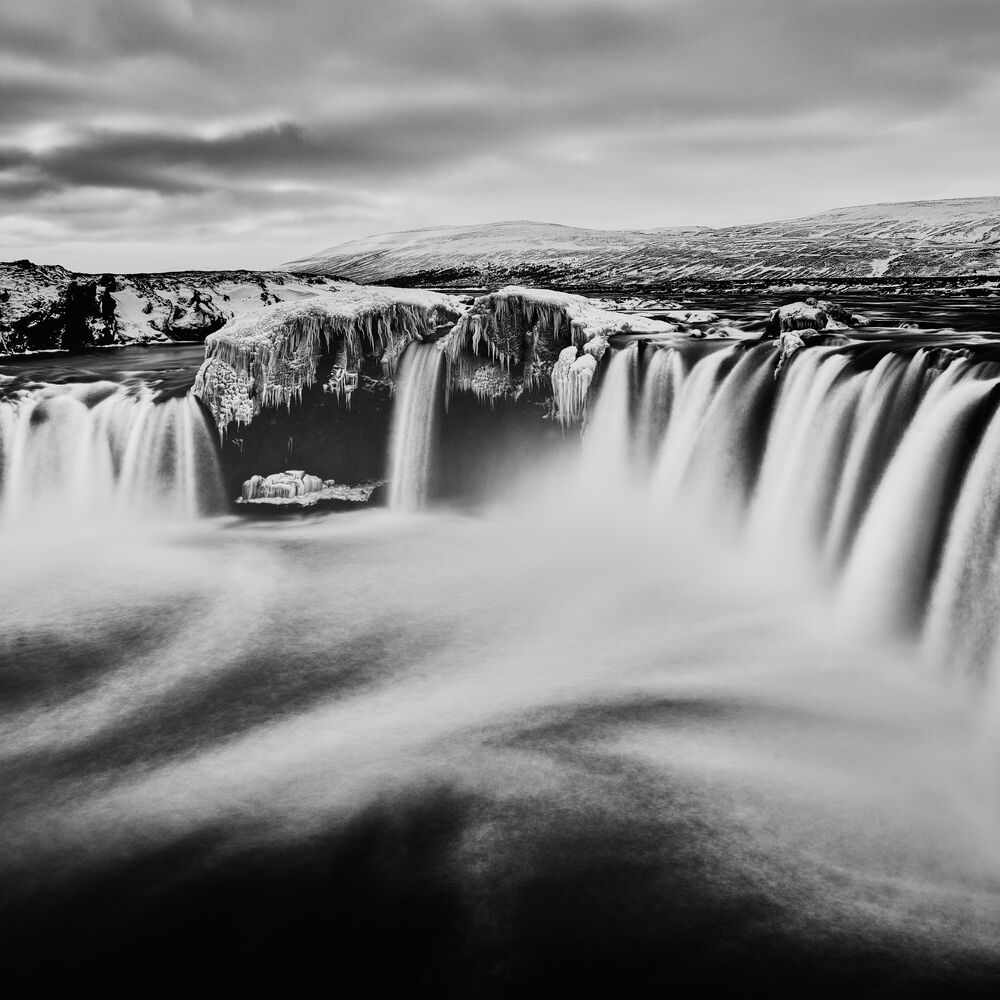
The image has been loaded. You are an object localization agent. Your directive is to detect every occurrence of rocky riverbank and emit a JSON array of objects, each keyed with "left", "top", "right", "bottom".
[{"left": 0, "top": 259, "right": 345, "bottom": 354}]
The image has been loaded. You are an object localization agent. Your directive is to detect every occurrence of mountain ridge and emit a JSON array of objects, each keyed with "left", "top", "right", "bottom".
[{"left": 285, "top": 197, "right": 1000, "bottom": 287}]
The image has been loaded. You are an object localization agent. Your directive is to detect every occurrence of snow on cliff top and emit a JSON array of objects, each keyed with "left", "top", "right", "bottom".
[{"left": 204, "top": 283, "right": 460, "bottom": 350}]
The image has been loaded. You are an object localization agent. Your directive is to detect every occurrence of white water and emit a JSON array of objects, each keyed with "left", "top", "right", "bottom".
[
  {"left": 0, "top": 381, "right": 224, "bottom": 523},
  {"left": 387, "top": 341, "right": 446, "bottom": 510},
  {"left": 5, "top": 338, "right": 1000, "bottom": 986},
  {"left": 584, "top": 341, "right": 1000, "bottom": 677}
]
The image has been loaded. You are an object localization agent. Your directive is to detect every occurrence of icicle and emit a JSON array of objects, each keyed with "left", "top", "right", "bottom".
[{"left": 193, "top": 292, "right": 462, "bottom": 437}]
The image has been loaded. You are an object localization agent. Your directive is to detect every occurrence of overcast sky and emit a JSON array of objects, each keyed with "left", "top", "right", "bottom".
[{"left": 1, "top": 0, "right": 998, "bottom": 272}]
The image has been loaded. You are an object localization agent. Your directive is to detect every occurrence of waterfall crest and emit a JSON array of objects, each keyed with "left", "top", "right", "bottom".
[
  {"left": 0, "top": 382, "right": 225, "bottom": 524},
  {"left": 582, "top": 341, "right": 1000, "bottom": 676},
  {"left": 387, "top": 341, "right": 447, "bottom": 510}
]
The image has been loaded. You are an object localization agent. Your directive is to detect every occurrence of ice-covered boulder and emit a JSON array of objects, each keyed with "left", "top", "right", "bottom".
[
  {"left": 774, "top": 330, "right": 807, "bottom": 378},
  {"left": 242, "top": 469, "right": 329, "bottom": 500},
  {"left": 551, "top": 347, "right": 598, "bottom": 426},
  {"left": 193, "top": 285, "right": 463, "bottom": 436},
  {"left": 764, "top": 298, "right": 869, "bottom": 337},
  {"left": 237, "top": 470, "right": 383, "bottom": 510},
  {"left": 443, "top": 286, "right": 674, "bottom": 423}
]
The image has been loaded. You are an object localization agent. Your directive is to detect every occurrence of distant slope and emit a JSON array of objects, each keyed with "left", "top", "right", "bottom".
[{"left": 285, "top": 198, "right": 1000, "bottom": 287}]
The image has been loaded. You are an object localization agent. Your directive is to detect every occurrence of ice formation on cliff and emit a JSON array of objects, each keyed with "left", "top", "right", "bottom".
[
  {"left": 443, "top": 286, "right": 674, "bottom": 421},
  {"left": 192, "top": 286, "right": 462, "bottom": 435},
  {"left": 192, "top": 283, "right": 677, "bottom": 439}
]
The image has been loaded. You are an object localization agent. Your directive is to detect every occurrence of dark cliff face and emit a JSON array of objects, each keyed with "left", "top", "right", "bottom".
[
  {"left": 217, "top": 360, "right": 393, "bottom": 496},
  {"left": 61, "top": 279, "right": 115, "bottom": 352},
  {"left": 214, "top": 348, "right": 568, "bottom": 504}
]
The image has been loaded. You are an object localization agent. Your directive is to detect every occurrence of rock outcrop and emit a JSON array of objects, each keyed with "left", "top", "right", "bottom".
[
  {"left": 242, "top": 470, "right": 326, "bottom": 500},
  {"left": 237, "top": 469, "right": 383, "bottom": 511},
  {"left": 0, "top": 260, "right": 344, "bottom": 355},
  {"left": 193, "top": 284, "right": 679, "bottom": 441},
  {"left": 441, "top": 286, "right": 675, "bottom": 424},
  {"left": 763, "top": 298, "right": 869, "bottom": 337},
  {"left": 192, "top": 285, "right": 463, "bottom": 437}
]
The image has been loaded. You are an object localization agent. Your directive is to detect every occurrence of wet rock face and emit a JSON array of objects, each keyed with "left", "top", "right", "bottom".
[
  {"left": 62, "top": 280, "right": 106, "bottom": 351},
  {"left": 216, "top": 364, "right": 392, "bottom": 500}
]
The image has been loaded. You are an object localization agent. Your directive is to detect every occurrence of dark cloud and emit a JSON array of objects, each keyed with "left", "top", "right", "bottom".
[
  {"left": 1, "top": 0, "right": 998, "bottom": 269},
  {"left": 0, "top": 107, "right": 521, "bottom": 204}
]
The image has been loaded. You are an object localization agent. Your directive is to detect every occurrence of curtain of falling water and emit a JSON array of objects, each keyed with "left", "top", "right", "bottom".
[
  {"left": 583, "top": 341, "right": 1000, "bottom": 676},
  {"left": 0, "top": 382, "right": 225, "bottom": 523},
  {"left": 387, "top": 341, "right": 447, "bottom": 510}
]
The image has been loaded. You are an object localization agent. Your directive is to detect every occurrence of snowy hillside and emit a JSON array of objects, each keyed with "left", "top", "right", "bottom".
[{"left": 286, "top": 198, "right": 1000, "bottom": 287}]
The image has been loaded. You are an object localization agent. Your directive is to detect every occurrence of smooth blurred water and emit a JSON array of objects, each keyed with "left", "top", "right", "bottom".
[
  {"left": 3, "top": 499, "right": 1000, "bottom": 991},
  {"left": 5, "top": 329, "right": 1000, "bottom": 992}
]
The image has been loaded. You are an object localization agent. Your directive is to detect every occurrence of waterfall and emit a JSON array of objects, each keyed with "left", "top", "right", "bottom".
[
  {"left": 582, "top": 339, "right": 1000, "bottom": 677},
  {"left": 648, "top": 347, "right": 734, "bottom": 507},
  {"left": 747, "top": 347, "right": 859, "bottom": 562},
  {"left": 924, "top": 399, "right": 1000, "bottom": 678},
  {"left": 387, "top": 341, "right": 446, "bottom": 510},
  {"left": 837, "top": 377, "right": 995, "bottom": 636},
  {"left": 636, "top": 346, "right": 685, "bottom": 468},
  {"left": 579, "top": 345, "right": 640, "bottom": 503},
  {"left": 0, "top": 382, "right": 225, "bottom": 524}
]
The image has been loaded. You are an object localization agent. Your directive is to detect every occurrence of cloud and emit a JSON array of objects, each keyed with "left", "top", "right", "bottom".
[{"left": 1, "top": 0, "right": 998, "bottom": 269}]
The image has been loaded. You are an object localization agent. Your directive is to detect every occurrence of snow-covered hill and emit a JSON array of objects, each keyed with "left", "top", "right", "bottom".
[{"left": 286, "top": 198, "right": 1000, "bottom": 287}]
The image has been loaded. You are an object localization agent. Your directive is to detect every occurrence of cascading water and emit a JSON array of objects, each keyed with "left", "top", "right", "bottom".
[
  {"left": 635, "top": 345, "right": 685, "bottom": 469},
  {"left": 387, "top": 340, "right": 446, "bottom": 510},
  {"left": 9, "top": 322, "right": 1000, "bottom": 991},
  {"left": 0, "top": 381, "right": 225, "bottom": 523},
  {"left": 579, "top": 344, "right": 639, "bottom": 502},
  {"left": 583, "top": 339, "right": 1000, "bottom": 676}
]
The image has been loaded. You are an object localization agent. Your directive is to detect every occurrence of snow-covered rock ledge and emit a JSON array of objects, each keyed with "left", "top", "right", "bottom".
[
  {"left": 192, "top": 285, "right": 463, "bottom": 436},
  {"left": 442, "top": 286, "right": 675, "bottom": 423},
  {"left": 193, "top": 283, "right": 679, "bottom": 438}
]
